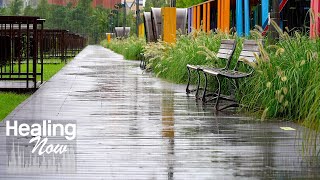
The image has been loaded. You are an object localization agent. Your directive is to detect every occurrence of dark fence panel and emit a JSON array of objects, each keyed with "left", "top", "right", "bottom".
[
  {"left": 42, "top": 30, "right": 87, "bottom": 62},
  {"left": 0, "top": 16, "right": 87, "bottom": 90},
  {"left": 0, "top": 16, "right": 44, "bottom": 89}
]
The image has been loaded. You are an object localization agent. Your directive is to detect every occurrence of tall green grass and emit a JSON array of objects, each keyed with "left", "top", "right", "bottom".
[
  {"left": 239, "top": 24, "right": 320, "bottom": 156},
  {"left": 101, "top": 36, "right": 146, "bottom": 60},
  {"left": 100, "top": 29, "right": 320, "bottom": 126},
  {"left": 144, "top": 31, "right": 239, "bottom": 84},
  {"left": 101, "top": 30, "right": 320, "bottom": 154}
]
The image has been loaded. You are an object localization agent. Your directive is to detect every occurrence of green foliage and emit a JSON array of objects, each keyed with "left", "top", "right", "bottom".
[
  {"left": 1, "top": 0, "right": 137, "bottom": 44},
  {"left": 101, "top": 37, "right": 146, "bottom": 60},
  {"left": 9, "top": 0, "right": 23, "bottom": 15},
  {"left": 144, "top": 30, "right": 244, "bottom": 86},
  {"left": 104, "top": 29, "right": 320, "bottom": 133},
  {"left": 238, "top": 25, "right": 320, "bottom": 156},
  {"left": 36, "top": 0, "right": 49, "bottom": 19},
  {"left": 0, "top": 8, "right": 8, "bottom": 15},
  {"left": 23, "top": 5, "right": 35, "bottom": 16},
  {"left": 176, "top": 0, "right": 206, "bottom": 8},
  {"left": 0, "top": 62, "right": 67, "bottom": 121},
  {"left": 144, "top": 0, "right": 167, "bottom": 11},
  {"left": 240, "top": 29, "right": 320, "bottom": 124},
  {"left": 46, "top": 5, "right": 68, "bottom": 29},
  {"left": 144, "top": 32, "right": 232, "bottom": 83},
  {"left": 0, "top": 93, "right": 29, "bottom": 121}
]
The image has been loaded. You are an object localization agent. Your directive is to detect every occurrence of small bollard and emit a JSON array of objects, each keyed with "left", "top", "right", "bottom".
[{"left": 106, "top": 33, "right": 111, "bottom": 43}]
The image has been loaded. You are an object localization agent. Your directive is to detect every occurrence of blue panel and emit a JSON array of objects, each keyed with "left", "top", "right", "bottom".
[
  {"left": 188, "top": 8, "right": 192, "bottom": 33},
  {"left": 261, "top": 0, "right": 269, "bottom": 31},
  {"left": 280, "top": 12, "right": 283, "bottom": 29},
  {"left": 244, "top": 0, "right": 250, "bottom": 36},
  {"left": 236, "top": 0, "right": 243, "bottom": 36}
]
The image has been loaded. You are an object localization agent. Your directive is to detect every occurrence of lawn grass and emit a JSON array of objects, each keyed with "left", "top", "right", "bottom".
[
  {"left": 0, "top": 61, "right": 69, "bottom": 121},
  {"left": 42, "top": 63, "right": 66, "bottom": 81},
  {"left": 0, "top": 93, "right": 29, "bottom": 121}
]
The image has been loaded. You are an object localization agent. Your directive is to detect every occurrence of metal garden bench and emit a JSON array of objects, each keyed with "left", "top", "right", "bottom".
[
  {"left": 186, "top": 39, "right": 236, "bottom": 98},
  {"left": 202, "top": 39, "right": 261, "bottom": 111}
]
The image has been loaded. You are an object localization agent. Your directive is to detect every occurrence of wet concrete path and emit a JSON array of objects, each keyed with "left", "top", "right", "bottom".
[{"left": 0, "top": 45, "right": 319, "bottom": 179}]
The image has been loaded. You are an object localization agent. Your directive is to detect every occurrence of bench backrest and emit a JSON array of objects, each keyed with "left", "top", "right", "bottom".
[
  {"left": 216, "top": 39, "right": 236, "bottom": 69},
  {"left": 239, "top": 40, "right": 261, "bottom": 63},
  {"left": 235, "top": 39, "right": 262, "bottom": 71}
]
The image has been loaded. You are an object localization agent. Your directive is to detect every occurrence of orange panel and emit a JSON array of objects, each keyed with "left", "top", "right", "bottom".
[
  {"left": 218, "top": 0, "right": 230, "bottom": 33},
  {"left": 217, "top": 0, "right": 221, "bottom": 29},
  {"left": 223, "top": 0, "right": 230, "bottom": 32},
  {"left": 222, "top": 0, "right": 225, "bottom": 29},
  {"left": 207, "top": 2, "right": 211, "bottom": 32},
  {"left": 197, "top": 6, "right": 201, "bottom": 30},
  {"left": 193, "top": 6, "right": 197, "bottom": 30},
  {"left": 203, "top": 3, "right": 207, "bottom": 31}
]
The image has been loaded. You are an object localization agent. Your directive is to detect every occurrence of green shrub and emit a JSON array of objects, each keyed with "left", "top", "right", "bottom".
[
  {"left": 101, "top": 36, "right": 146, "bottom": 60},
  {"left": 144, "top": 31, "right": 234, "bottom": 84},
  {"left": 101, "top": 29, "right": 320, "bottom": 155},
  {"left": 101, "top": 30, "right": 320, "bottom": 129}
]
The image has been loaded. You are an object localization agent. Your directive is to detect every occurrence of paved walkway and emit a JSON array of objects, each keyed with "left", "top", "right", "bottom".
[{"left": 0, "top": 46, "right": 319, "bottom": 179}]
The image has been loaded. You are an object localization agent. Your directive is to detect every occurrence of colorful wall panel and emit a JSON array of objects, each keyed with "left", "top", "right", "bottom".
[
  {"left": 176, "top": 8, "right": 188, "bottom": 34},
  {"left": 143, "top": 12, "right": 156, "bottom": 42},
  {"left": 162, "top": 7, "right": 177, "bottom": 43},
  {"left": 310, "top": 0, "right": 320, "bottom": 38},
  {"left": 182, "top": 0, "right": 317, "bottom": 37}
]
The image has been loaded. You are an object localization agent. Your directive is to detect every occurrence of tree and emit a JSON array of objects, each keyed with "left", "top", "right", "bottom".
[
  {"left": 9, "top": 0, "right": 23, "bottom": 15},
  {"left": 176, "top": 0, "right": 206, "bottom": 8},
  {"left": 46, "top": 5, "right": 68, "bottom": 29},
  {"left": 23, "top": 5, "right": 35, "bottom": 16},
  {"left": 144, "top": 0, "right": 167, "bottom": 12},
  {"left": 36, "top": 0, "right": 49, "bottom": 19},
  {"left": 0, "top": 8, "right": 8, "bottom": 15},
  {"left": 91, "top": 6, "right": 110, "bottom": 42}
]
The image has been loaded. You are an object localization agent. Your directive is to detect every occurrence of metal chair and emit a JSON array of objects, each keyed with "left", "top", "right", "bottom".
[
  {"left": 202, "top": 39, "right": 261, "bottom": 111},
  {"left": 186, "top": 39, "right": 237, "bottom": 98}
]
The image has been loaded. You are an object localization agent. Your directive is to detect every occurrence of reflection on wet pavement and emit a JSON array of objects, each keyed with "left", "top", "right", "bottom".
[{"left": 0, "top": 45, "right": 319, "bottom": 179}]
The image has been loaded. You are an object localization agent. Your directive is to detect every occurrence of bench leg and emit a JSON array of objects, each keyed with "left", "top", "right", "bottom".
[
  {"left": 214, "top": 76, "right": 221, "bottom": 111},
  {"left": 140, "top": 59, "right": 143, "bottom": 69},
  {"left": 143, "top": 60, "right": 146, "bottom": 69},
  {"left": 186, "top": 66, "right": 192, "bottom": 94},
  {"left": 195, "top": 69, "right": 201, "bottom": 98},
  {"left": 216, "top": 78, "right": 240, "bottom": 111},
  {"left": 202, "top": 72, "right": 208, "bottom": 103}
]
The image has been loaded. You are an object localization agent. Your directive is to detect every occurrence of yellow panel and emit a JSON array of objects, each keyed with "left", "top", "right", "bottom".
[
  {"left": 197, "top": 6, "right": 201, "bottom": 30},
  {"left": 162, "top": 7, "right": 177, "bottom": 43},
  {"left": 139, "top": 23, "right": 145, "bottom": 38},
  {"left": 107, "top": 33, "right": 111, "bottom": 43},
  {"left": 203, "top": 3, "right": 207, "bottom": 32},
  {"left": 207, "top": 2, "right": 211, "bottom": 32}
]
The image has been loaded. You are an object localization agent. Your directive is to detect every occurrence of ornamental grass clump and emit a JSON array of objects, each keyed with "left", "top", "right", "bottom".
[
  {"left": 145, "top": 31, "right": 232, "bottom": 84},
  {"left": 101, "top": 36, "right": 146, "bottom": 60},
  {"left": 240, "top": 21, "right": 320, "bottom": 127}
]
